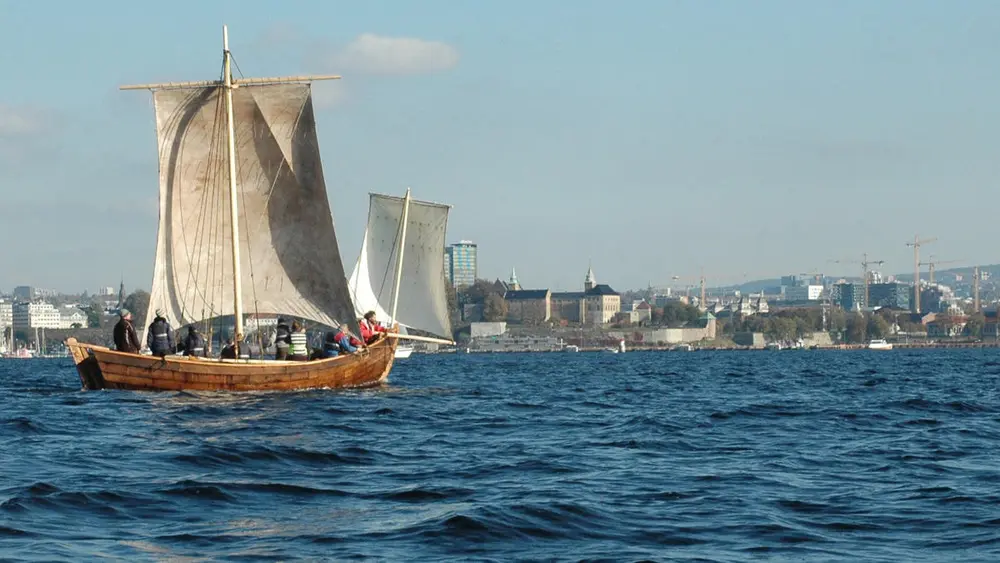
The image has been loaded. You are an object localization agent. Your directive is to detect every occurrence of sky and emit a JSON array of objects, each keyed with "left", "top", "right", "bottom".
[{"left": 1, "top": 0, "right": 999, "bottom": 294}]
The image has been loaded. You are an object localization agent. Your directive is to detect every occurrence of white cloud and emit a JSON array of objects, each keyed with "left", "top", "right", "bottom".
[
  {"left": 329, "top": 33, "right": 459, "bottom": 76},
  {"left": 0, "top": 104, "right": 49, "bottom": 137}
]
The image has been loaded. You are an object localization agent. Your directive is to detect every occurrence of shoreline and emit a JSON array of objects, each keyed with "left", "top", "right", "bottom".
[{"left": 457, "top": 341, "right": 1000, "bottom": 353}]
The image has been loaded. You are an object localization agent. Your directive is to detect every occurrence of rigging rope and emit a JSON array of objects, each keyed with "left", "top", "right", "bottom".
[{"left": 376, "top": 206, "right": 405, "bottom": 311}]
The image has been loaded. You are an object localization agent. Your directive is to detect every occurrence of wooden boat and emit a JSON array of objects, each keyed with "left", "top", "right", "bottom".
[
  {"left": 66, "top": 333, "right": 395, "bottom": 391},
  {"left": 67, "top": 26, "right": 450, "bottom": 391}
]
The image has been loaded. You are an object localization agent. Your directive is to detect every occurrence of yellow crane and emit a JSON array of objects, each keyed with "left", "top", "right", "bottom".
[
  {"left": 829, "top": 253, "right": 885, "bottom": 308},
  {"left": 906, "top": 235, "right": 937, "bottom": 313},
  {"left": 917, "top": 256, "right": 960, "bottom": 285},
  {"left": 668, "top": 270, "right": 709, "bottom": 310}
]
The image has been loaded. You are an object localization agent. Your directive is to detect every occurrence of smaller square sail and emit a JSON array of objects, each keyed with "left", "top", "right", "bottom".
[{"left": 348, "top": 194, "right": 452, "bottom": 340}]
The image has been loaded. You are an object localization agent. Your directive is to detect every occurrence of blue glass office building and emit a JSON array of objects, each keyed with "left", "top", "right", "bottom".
[{"left": 446, "top": 241, "right": 478, "bottom": 288}]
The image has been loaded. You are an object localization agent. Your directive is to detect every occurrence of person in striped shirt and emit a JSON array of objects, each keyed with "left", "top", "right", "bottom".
[{"left": 289, "top": 320, "right": 309, "bottom": 361}]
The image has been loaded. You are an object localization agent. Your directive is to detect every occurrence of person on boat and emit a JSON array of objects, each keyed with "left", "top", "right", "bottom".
[
  {"left": 360, "top": 311, "right": 387, "bottom": 344},
  {"left": 289, "top": 321, "right": 309, "bottom": 361},
  {"left": 308, "top": 332, "right": 337, "bottom": 360},
  {"left": 241, "top": 335, "right": 262, "bottom": 359},
  {"left": 112, "top": 309, "right": 141, "bottom": 354},
  {"left": 274, "top": 317, "right": 292, "bottom": 360},
  {"left": 321, "top": 331, "right": 344, "bottom": 358},
  {"left": 220, "top": 339, "right": 237, "bottom": 359},
  {"left": 146, "top": 309, "right": 175, "bottom": 358},
  {"left": 333, "top": 326, "right": 359, "bottom": 355},
  {"left": 182, "top": 326, "right": 206, "bottom": 357}
]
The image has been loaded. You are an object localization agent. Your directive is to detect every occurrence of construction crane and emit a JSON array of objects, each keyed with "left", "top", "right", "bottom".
[
  {"left": 668, "top": 270, "right": 709, "bottom": 310},
  {"left": 906, "top": 235, "right": 937, "bottom": 313},
  {"left": 917, "top": 256, "right": 960, "bottom": 285},
  {"left": 798, "top": 270, "right": 824, "bottom": 285},
  {"left": 829, "top": 253, "right": 884, "bottom": 309}
]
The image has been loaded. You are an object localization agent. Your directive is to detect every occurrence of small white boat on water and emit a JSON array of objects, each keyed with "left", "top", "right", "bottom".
[
  {"left": 565, "top": 345, "right": 580, "bottom": 353},
  {"left": 672, "top": 343, "right": 693, "bottom": 352},
  {"left": 867, "top": 339, "right": 893, "bottom": 351},
  {"left": 605, "top": 339, "right": 626, "bottom": 354},
  {"left": 394, "top": 346, "right": 414, "bottom": 359}
]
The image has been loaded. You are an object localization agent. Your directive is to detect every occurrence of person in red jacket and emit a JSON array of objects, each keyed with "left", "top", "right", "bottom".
[{"left": 360, "top": 311, "right": 387, "bottom": 344}]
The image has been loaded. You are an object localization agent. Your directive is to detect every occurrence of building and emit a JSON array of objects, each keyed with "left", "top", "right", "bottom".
[
  {"left": 60, "top": 308, "right": 88, "bottom": 329},
  {"left": 712, "top": 294, "right": 769, "bottom": 318},
  {"left": 633, "top": 300, "right": 652, "bottom": 323},
  {"left": 443, "top": 251, "right": 452, "bottom": 286},
  {"left": 502, "top": 266, "right": 621, "bottom": 326},
  {"left": 245, "top": 314, "right": 279, "bottom": 331},
  {"left": 551, "top": 267, "right": 621, "bottom": 325},
  {"left": 781, "top": 275, "right": 803, "bottom": 288},
  {"left": 13, "top": 302, "right": 62, "bottom": 330},
  {"left": 833, "top": 283, "right": 866, "bottom": 310},
  {"left": 445, "top": 241, "right": 478, "bottom": 288},
  {"left": 13, "top": 286, "right": 33, "bottom": 301},
  {"left": 784, "top": 285, "right": 824, "bottom": 302},
  {"left": 927, "top": 315, "right": 968, "bottom": 338},
  {"left": 0, "top": 300, "right": 12, "bottom": 330},
  {"left": 868, "top": 282, "right": 910, "bottom": 310},
  {"left": 97, "top": 286, "right": 116, "bottom": 296},
  {"left": 504, "top": 289, "right": 551, "bottom": 324},
  {"left": 624, "top": 312, "right": 717, "bottom": 344},
  {"left": 470, "top": 321, "right": 507, "bottom": 338},
  {"left": 508, "top": 268, "right": 521, "bottom": 291},
  {"left": 585, "top": 283, "right": 621, "bottom": 325},
  {"left": 917, "top": 285, "right": 948, "bottom": 313}
]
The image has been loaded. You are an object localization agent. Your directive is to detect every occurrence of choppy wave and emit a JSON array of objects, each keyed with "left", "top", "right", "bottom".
[{"left": 2, "top": 350, "right": 1000, "bottom": 561}]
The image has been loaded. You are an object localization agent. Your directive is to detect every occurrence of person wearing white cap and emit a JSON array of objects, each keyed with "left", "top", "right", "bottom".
[{"left": 146, "top": 308, "right": 175, "bottom": 357}]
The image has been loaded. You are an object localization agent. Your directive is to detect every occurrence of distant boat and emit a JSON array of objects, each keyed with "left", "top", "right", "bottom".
[
  {"left": 867, "top": 339, "right": 893, "bottom": 351},
  {"left": 564, "top": 345, "right": 580, "bottom": 353},
  {"left": 766, "top": 342, "right": 782, "bottom": 351},
  {"left": 604, "top": 339, "right": 626, "bottom": 354},
  {"left": 672, "top": 343, "right": 693, "bottom": 352},
  {"left": 2, "top": 347, "right": 34, "bottom": 359},
  {"left": 395, "top": 346, "right": 414, "bottom": 359}
]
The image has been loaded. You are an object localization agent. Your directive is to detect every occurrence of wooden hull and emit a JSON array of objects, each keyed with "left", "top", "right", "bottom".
[{"left": 65, "top": 334, "right": 397, "bottom": 391}]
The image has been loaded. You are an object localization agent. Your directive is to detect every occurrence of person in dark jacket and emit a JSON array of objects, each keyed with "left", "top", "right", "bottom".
[
  {"left": 274, "top": 317, "right": 292, "bottom": 360},
  {"left": 112, "top": 309, "right": 141, "bottom": 354},
  {"left": 146, "top": 309, "right": 174, "bottom": 357},
  {"left": 220, "top": 339, "right": 237, "bottom": 359},
  {"left": 241, "top": 336, "right": 262, "bottom": 359},
  {"left": 182, "top": 326, "right": 206, "bottom": 357}
]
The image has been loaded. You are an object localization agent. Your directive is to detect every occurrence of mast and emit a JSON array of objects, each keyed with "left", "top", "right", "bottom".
[
  {"left": 221, "top": 25, "right": 245, "bottom": 350},
  {"left": 389, "top": 188, "right": 412, "bottom": 325}
]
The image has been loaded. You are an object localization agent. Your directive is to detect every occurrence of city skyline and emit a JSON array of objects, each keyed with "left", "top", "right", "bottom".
[{"left": 2, "top": 1, "right": 1000, "bottom": 292}]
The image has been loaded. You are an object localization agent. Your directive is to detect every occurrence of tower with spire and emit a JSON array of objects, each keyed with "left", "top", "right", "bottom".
[
  {"left": 584, "top": 263, "right": 596, "bottom": 291},
  {"left": 116, "top": 277, "right": 126, "bottom": 313},
  {"left": 509, "top": 267, "right": 521, "bottom": 291}
]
